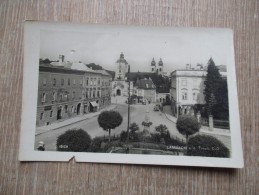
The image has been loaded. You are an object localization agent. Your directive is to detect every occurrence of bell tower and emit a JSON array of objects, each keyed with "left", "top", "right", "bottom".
[
  {"left": 158, "top": 58, "right": 163, "bottom": 75},
  {"left": 151, "top": 58, "right": 156, "bottom": 73}
]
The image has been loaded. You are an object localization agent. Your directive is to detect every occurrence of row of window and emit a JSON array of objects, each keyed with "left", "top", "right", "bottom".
[
  {"left": 181, "top": 90, "right": 198, "bottom": 101},
  {"left": 41, "top": 90, "right": 103, "bottom": 103},
  {"left": 42, "top": 77, "right": 111, "bottom": 87}
]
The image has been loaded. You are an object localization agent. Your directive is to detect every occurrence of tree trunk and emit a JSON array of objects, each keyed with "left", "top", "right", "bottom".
[{"left": 108, "top": 129, "right": 111, "bottom": 142}]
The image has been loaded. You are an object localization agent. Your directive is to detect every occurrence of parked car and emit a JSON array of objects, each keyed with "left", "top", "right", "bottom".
[{"left": 153, "top": 105, "right": 160, "bottom": 111}]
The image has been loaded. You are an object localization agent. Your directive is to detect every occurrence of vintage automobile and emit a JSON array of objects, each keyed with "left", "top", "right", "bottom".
[{"left": 153, "top": 105, "right": 160, "bottom": 111}]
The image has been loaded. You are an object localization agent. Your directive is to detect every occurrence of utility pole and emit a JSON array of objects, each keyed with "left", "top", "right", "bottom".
[{"left": 126, "top": 65, "right": 130, "bottom": 142}]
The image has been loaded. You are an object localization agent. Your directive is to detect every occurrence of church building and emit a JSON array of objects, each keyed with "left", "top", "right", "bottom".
[{"left": 150, "top": 58, "right": 164, "bottom": 75}]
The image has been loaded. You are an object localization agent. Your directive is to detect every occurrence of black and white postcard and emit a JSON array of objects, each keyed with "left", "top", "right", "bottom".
[{"left": 19, "top": 21, "right": 243, "bottom": 168}]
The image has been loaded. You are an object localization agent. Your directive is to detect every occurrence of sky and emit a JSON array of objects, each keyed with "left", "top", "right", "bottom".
[{"left": 40, "top": 24, "right": 233, "bottom": 73}]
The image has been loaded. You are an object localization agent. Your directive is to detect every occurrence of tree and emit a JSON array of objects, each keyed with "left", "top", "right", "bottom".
[
  {"left": 213, "top": 79, "right": 229, "bottom": 119},
  {"left": 187, "top": 135, "right": 230, "bottom": 157},
  {"left": 86, "top": 63, "right": 103, "bottom": 70},
  {"left": 56, "top": 129, "right": 92, "bottom": 152},
  {"left": 176, "top": 115, "right": 200, "bottom": 141},
  {"left": 98, "top": 111, "right": 123, "bottom": 142},
  {"left": 141, "top": 121, "right": 152, "bottom": 131},
  {"left": 203, "top": 58, "right": 229, "bottom": 119},
  {"left": 155, "top": 124, "right": 168, "bottom": 136},
  {"left": 129, "top": 122, "right": 139, "bottom": 134},
  {"left": 129, "top": 122, "right": 140, "bottom": 141}
]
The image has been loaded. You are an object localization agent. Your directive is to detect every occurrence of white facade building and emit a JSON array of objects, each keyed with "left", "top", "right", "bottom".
[{"left": 170, "top": 66, "right": 227, "bottom": 117}]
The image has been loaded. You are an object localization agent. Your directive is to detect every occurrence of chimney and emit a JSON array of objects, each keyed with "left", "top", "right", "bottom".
[{"left": 59, "top": 55, "right": 65, "bottom": 63}]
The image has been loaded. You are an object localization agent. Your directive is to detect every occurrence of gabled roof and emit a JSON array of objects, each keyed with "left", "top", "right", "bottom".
[{"left": 135, "top": 78, "right": 156, "bottom": 89}]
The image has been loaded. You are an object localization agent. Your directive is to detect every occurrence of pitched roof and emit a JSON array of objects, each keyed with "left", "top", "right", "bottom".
[{"left": 135, "top": 78, "right": 156, "bottom": 89}]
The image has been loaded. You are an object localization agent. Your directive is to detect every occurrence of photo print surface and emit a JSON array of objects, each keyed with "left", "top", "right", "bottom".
[{"left": 19, "top": 22, "right": 243, "bottom": 168}]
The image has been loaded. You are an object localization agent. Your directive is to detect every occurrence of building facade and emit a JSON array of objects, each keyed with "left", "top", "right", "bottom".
[
  {"left": 156, "top": 93, "right": 170, "bottom": 104},
  {"left": 170, "top": 66, "right": 227, "bottom": 117},
  {"left": 133, "top": 78, "right": 157, "bottom": 103},
  {"left": 37, "top": 64, "right": 112, "bottom": 127}
]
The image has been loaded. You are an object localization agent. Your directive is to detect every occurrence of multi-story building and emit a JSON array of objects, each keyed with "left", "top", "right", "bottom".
[
  {"left": 37, "top": 63, "right": 112, "bottom": 127},
  {"left": 170, "top": 65, "right": 227, "bottom": 117},
  {"left": 133, "top": 78, "right": 157, "bottom": 103}
]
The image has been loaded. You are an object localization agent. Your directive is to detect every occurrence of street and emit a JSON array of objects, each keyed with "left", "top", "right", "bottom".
[{"left": 35, "top": 96, "right": 184, "bottom": 151}]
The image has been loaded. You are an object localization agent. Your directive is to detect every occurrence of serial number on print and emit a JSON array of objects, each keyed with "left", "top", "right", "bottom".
[{"left": 58, "top": 145, "right": 68, "bottom": 149}]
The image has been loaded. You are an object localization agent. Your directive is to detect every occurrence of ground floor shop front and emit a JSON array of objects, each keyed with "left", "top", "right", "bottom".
[{"left": 36, "top": 96, "right": 111, "bottom": 127}]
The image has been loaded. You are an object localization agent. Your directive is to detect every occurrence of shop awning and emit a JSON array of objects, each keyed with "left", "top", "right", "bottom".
[{"left": 90, "top": 101, "right": 98, "bottom": 107}]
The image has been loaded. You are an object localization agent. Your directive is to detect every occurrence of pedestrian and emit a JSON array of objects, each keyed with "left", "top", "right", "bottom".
[{"left": 37, "top": 141, "right": 45, "bottom": 151}]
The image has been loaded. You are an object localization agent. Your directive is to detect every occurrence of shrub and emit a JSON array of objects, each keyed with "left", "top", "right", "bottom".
[
  {"left": 88, "top": 137, "right": 104, "bottom": 152},
  {"left": 150, "top": 133, "right": 161, "bottom": 143},
  {"left": 187, "top": 135, "right": 230, "bottom": 158},
  {"left": 56, "top": 129, "right": 92, "bottom": 152},
  {"left": 120, "top": 131, "right": 128, "bottom": 142}
]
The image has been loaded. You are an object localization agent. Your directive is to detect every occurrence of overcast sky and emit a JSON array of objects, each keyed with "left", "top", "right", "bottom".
[{"left": 40, "top": 24, "right": 233, "bottom": 73}]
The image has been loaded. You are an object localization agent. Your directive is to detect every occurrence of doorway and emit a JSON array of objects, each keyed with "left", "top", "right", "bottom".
[
  {"left": 57, "top": 107, "right": 62, "bottom": 120},
  {"left": 116, "top": 89, "right": 121, "bottom": 96},
  {"left": 77, "top": 103, "right": 81, "bottom": 115}
]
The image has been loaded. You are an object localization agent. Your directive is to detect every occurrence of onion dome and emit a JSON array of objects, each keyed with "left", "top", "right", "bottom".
[
  {"left": 158, "top": 58, "right": 163, "bottom": 66},
  {"left": 151, "top": 58, "right": 156, "bottom": 66}
]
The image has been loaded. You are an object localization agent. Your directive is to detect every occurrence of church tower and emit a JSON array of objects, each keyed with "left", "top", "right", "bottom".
[
  {"left": 157, "top": 58, "right": 163, "bottom": 75},
  {"left": 115, "top": 52, "right": 128, "bottom": 80},
  {"left": 150, "top": 58, "right": 156, "bottom": 73}
]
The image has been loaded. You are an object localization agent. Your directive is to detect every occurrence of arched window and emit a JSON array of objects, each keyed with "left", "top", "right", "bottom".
[
  {"left": 61, "top": 79, "right": 64, "bottom": 86},
  {"left": 68, "top": 79, "right": 70, "bottom": 86},
  {"left": 181, "top": 89, "right": 188, "bottom": 100}
]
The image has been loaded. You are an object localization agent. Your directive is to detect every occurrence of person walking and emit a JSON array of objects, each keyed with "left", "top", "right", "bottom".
[{"left": 37, "top": 141, "right": 45, "bottom": 151}]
